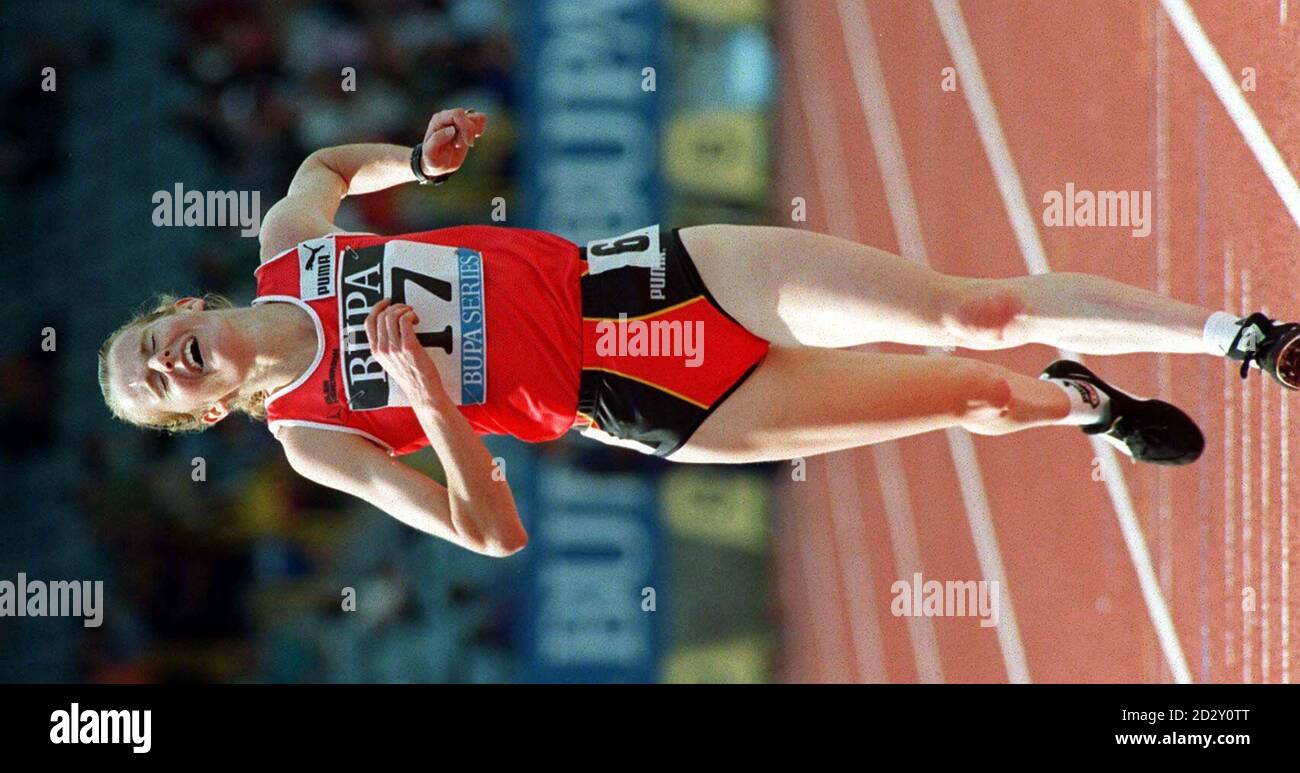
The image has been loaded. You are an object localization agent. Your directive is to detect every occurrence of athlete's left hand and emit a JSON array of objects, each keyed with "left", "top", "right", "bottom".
[
  {"left": 366, "top": 299, "right": 445, "bottom": 405},
  {"left": 420, "top": 107, "right": 488, "bottom": 177}
]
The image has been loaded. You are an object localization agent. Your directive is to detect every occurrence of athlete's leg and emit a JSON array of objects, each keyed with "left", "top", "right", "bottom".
[
  {"left": 681, "top": 224, "right": 1216, "bottom": 355},
  {"left": 670, "top": 347, "right": 1071, "bottom": 464}
]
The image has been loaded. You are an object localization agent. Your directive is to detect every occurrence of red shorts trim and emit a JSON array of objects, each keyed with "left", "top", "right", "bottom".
[{"left": 574, "top": 227, "right": 769, "bottom": 456}]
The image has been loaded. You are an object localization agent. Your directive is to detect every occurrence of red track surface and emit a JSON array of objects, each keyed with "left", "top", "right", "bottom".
[{"left": 773, "top": 0, "right": 1299, "bottom": 683}]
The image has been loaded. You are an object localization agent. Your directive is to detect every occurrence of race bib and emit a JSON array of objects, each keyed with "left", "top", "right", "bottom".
[
  {"left": 585, "top": 225, "right": 661, "bottom": 275},
  {"left": 338, "top": 240, "right": 486, "bottom": 409}
]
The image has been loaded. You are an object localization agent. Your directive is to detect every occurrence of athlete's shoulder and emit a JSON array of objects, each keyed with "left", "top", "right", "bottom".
[
  {"left": 278, "top": 423, "right": 392, "bottom": 480},
  {"left": 254, "top": 230, "right": 380, "bottom": 297}
]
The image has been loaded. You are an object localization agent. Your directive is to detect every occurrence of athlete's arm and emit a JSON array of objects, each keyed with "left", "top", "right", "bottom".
[
  {"left": 278, "top": 427, "right": 520, "bottom": 556},
  {"left": 279, "top": 425, "right": 527, "bottom": 557},
  {"left": 258, "top": 107, "right": 488, "bottom": 261},
  {"left": 279, "top": 299, "right": 527, "bottom": 557}
]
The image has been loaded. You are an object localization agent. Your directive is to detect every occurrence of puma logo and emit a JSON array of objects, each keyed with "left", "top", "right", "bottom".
[
  {"left": 303, "top": 242, "right": 326, "bottom": 270},
  {"left": 298, "top": 239, "right": 335, "bottom": 300}
]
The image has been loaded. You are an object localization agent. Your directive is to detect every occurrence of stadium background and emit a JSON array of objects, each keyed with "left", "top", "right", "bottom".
[
  {"left": 4, "top": 0, "right": 1297, "bottom": 685},
  {"left": 0, "top": 0, "right": 778, "bottom": 683}
]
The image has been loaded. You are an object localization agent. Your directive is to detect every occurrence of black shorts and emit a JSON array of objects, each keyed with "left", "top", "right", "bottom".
[{"left": 574, "top": 226, "right": 770, "bottom": 457}]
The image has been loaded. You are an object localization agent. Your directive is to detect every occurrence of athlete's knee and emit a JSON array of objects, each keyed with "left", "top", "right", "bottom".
[
  {"left": 947, "top": 361, "right": 1015, "bottom": 422},
  {"left": 939, "top": 279, "right": 1028, "bottom": 349}
]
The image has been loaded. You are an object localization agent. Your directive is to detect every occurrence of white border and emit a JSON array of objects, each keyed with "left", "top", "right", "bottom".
[{"left": 250, "top": 294, "right": 326, "bottom": 408}]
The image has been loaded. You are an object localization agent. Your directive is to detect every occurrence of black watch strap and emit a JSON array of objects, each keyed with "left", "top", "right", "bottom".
[{"left": 411, "top": 143, "right": 454, "bottom": 186}]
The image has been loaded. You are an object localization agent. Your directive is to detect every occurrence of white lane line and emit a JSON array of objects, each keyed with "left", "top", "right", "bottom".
[
  {"left": 945, "top": 427, "right": 1032, "bottom": 683},
  {"left": 836, "top": 0, "right": 1025, "bottom": 684},
  {"left": 836, "top": 0, "right": 927, "bottom": 263},
  {"left": 1196, "top": 96, "right": 1212, "bottom": 682},
  {"left": 1161, "top": 0, "right": 1300, "bottom": 230},
  {"left": 1261, "top": 337, "right": 1271, "bottom": 683},
  {"left": 932, "top": 0, "right": 1193, "bottom": 683},
  {"left": 825, "top": 454, "right": 890, "bottom": 683},
  {"left": 795, "top": 478, "right": 852, "bottom": 681},
  {"left": 1223, "top": 245, "right": 1237, "bottom": 676},
  {"left": 785, "top": 99, "right": 854, "bottom": 683},
  {"left": 1155, "top": 9, "right": 1175, "bottom": 681},
  {"left": 929, "top": 0, "right": 1049, "bottom": 274},
  {"left": 791, "top": 31, "right": 890, "bottom": 682},
  {"left": 792, "top": 17, "right": 860, "bottom": 240},
  {"left": 1240, "top": 270, "right": 1254, "bottom": 683},
  {"left": 871, "top": 443, "right": 946, "bottom": 683},
  {"left": 1281, "top": 395, "right": 1291, "bottom": 683}
]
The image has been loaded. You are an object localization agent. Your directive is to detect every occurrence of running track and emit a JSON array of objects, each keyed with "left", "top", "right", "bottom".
[{"left": 773, "top": 0, "right": 1299, "bottom": 683}]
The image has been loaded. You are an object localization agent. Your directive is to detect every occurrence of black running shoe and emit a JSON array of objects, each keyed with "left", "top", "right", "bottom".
[
  {"left": 1040, "top": 360, "right": 1205, "bottom": 466},
  {"left": 1224, "top": 312, "right": 1300, "bottom": 390}
]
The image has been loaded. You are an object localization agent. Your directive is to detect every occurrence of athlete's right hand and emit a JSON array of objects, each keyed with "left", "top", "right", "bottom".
[
  {"left": 366, "top": 299, "right": 444, "bottom": 406},
  {"left": 420, "top": 107, "right": 488, "bottom": 177}
]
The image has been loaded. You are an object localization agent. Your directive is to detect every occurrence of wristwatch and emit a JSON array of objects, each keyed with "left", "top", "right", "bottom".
[{"left": 411, "top": 142, "right": 454, "bottom": 186}]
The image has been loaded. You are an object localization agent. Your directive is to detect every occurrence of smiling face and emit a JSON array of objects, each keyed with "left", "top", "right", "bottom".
[{"left": 101, "top": 297, "right": 254, "bottom": 429}]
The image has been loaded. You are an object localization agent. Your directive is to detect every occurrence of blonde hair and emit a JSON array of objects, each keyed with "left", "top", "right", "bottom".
[{"left": 98, "top": 293, "right": 269, "bottom": 432}]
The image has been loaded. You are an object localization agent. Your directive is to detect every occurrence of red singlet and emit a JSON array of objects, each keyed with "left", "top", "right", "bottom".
[{"left": 253, "top": 225, "right": 582, "bottom": 455}]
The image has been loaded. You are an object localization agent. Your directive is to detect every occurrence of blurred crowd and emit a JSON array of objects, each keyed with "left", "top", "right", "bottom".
[
  {"left": 170, "top": 0, "right": 516, "bottom": 216},
  {"left": 0, "top": 0, "right": 778, "bottom": 683},
  {"left": 172, "top": 0, "right": 521, "bottom": 299},
  {"left": 0, "top": 0, "right": 525, "bottom": 683}
]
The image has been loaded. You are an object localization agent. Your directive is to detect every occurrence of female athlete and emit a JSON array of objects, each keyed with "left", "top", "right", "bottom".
[{"left": 98, "top": 107, "right": 1300, "bottom": 556}]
